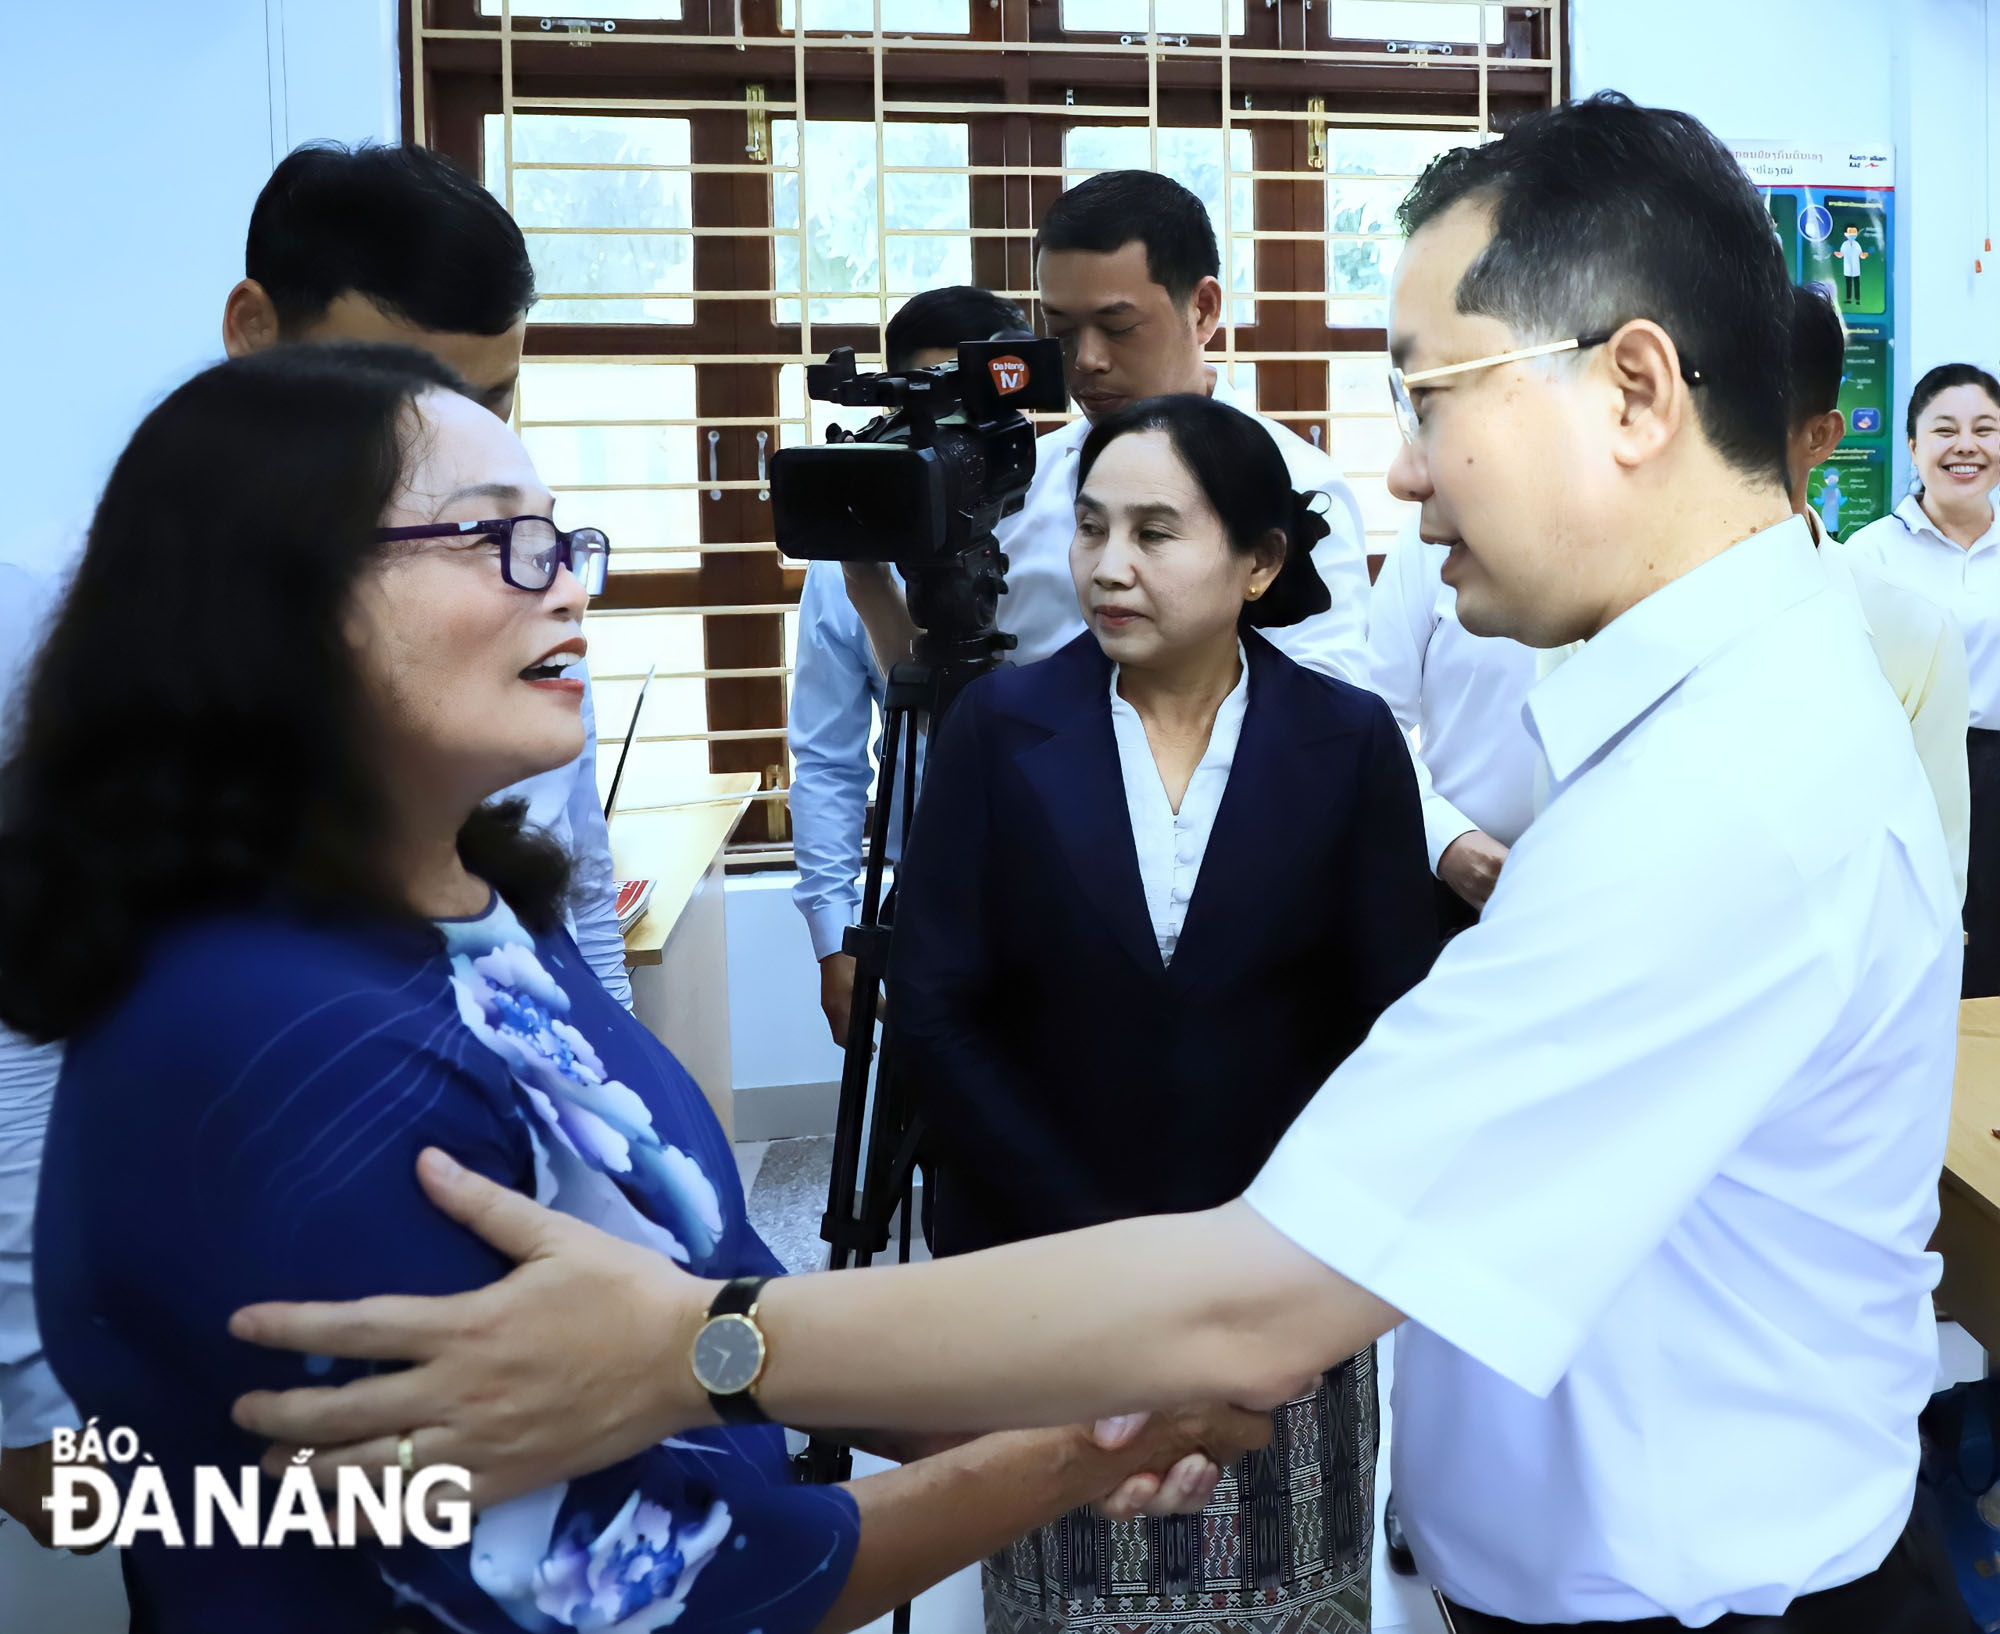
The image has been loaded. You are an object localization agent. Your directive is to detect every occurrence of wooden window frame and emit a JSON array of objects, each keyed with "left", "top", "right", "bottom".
[{"left": 404, "top": 0, "right": 1567, "bottom": 863}]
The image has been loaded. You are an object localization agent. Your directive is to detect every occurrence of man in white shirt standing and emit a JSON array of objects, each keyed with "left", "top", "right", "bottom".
[
  {"left": 226, "top": 96, "right": 1969, "bottom": 1631},
  {"left": 1367, "top": 518, "right": 1541, "bottom": 929},
  {"left": 840, "top": 170, "right": 1371, "bottom": 688}
]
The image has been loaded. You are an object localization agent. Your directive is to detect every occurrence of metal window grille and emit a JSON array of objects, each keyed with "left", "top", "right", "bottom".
[{"left": 408, "top": 0, "right": 1566, "bottom": 863}]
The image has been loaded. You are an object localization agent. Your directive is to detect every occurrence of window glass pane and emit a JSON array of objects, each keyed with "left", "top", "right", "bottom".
[
  {"left": 1328, "top": 353, "right": 1391, "bottom": 417},
  {"left": 1320, "top": 359, "right": 1415, "bottom": 543},
  {"left": 772, "top": 121, "right": 970, "bottom": 326},
  {"left": 517, "top": 364, "right": 700, "bottom": 572},
  {"left": 1063, "top": 126, "right": 1254, "bottom": 324},
  {"left": 1326, "top": 0, "right": 1505, "bottom": 43},
  {"left": 585, "top": 610, "right": 712, "bottom": 812},
  {"left": 1213, "top": 359, "right": 1256, "bottom": 402},
  {"left": 778, "top": 0, "right": 970, "bottom": 29},
  {"left": 1324, "top": 128, "right": 1480, "bottom": 328},
  {"left": 518, "top": 361, "right": 697, "bottom": 423},
  {"left": 484, "top": 115, "right": 693, "bottom": 324},
  {"left": 482, "top": 0, "right": 682, "bottom": 15},
  {"left": 1060, "top": 0, "right": 1246, "bottom": 33}
]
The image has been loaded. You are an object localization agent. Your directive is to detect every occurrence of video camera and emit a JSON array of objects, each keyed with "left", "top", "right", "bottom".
[{"left": 769, "top": 335, "right": 1067, "bottom": 682}]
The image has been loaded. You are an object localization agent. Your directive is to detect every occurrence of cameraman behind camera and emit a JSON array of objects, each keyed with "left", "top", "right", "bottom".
[
  {"left": 840, "top": 171, "right": 1371, "bottom": 687},
  {"left": 790, "top": 286, "right": 1028, "bottom": 1043}
]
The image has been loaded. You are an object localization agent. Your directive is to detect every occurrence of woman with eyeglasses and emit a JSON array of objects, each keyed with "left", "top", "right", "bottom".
[{"left": 0, "top": 344, "right": 1258, "bottom": 1634}]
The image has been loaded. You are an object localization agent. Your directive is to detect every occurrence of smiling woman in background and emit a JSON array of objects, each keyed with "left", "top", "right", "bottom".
[
  {"left": 0, "top": 344, "right": 1255, "bottom": 1634},
  {"left": 1841, "top": 363, "right": 2000, "bottom": 993},
  {"left": 888, "top": 393, "right": 1437, "bottom": 1634}
]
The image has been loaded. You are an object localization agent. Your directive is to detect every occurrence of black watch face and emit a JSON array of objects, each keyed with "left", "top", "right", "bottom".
[{"left": 694, "top": 1314, "right": 765, "bottom": 1395}]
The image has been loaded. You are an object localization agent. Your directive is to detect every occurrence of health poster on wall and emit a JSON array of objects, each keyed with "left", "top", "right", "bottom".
[{"left": 1728, "top": 140, "right": 1896, "bottom": 536}]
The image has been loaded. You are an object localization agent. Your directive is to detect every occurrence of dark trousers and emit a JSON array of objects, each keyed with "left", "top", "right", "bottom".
[
  {"left": 1965, "top": 727, "right": 2000, "bottom": 997},
  {"left": 1439, "top": 1494, "right": 1969, "bottom": 1634},
  {"left": 1845, "top": 272, "right": 1862, "bottom": 302}
]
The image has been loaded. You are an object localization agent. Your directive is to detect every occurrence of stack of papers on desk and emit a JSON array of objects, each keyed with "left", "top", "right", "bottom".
[{"left": 614, "top": 879, "right": 656, "bottom": 933}]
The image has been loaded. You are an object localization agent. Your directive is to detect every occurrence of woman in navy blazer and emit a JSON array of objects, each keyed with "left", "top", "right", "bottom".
[{"left": 888, "top": 395, "right": 1437, "bottom": 1634}]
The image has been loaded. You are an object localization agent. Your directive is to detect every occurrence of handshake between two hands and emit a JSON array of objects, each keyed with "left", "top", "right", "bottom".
[{"left": 1081, "top": 1401, "right": 1271, "bottom": 1518}]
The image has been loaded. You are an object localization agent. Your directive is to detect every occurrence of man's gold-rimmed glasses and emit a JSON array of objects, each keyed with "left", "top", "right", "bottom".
[{"left": 1388, "top": 333, "right": 1615, "bottom": 444}]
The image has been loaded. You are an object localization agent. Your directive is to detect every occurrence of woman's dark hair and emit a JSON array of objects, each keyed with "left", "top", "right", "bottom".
[
  {"left": 1074, "top": 394, "right": 1332, "bottom": 629},
  {"left": 1789, "top": 283, "right": 1847, "bottom": 428},
  {"left": 0, "top": 344, "right": 570, "bottom": 1042},
  {"left": 248, "top": 142, "right": 535, "bottom": 338},
  {"left": 1906, "top": 362, "right": 2000, "bottom": 443},
  {"left": 1398, "top": 93, "right": 1795, "bottom": 489}
]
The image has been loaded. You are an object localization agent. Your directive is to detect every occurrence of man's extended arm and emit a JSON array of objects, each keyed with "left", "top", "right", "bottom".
[
  {"left": 790, "top": 567, "right": 888, "bottom": 1038},
  {"left": 230, "top": 1156, "right": 1395, "bottom": 1507},
  {"left": 839, "top": 562, "right": 921, "bottom": 680}
]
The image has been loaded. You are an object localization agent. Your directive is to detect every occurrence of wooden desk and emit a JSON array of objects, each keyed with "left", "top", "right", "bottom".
[
  {"left": 1935, "top": 998, "right": 2000, "bottom": 1355},
  {"left": 608, "top": 771, "right": 758, "bottom": 1139}
]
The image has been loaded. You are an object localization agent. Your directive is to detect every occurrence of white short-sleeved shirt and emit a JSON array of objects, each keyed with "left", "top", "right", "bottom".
[
  {"left": 1366, "top": 521, "right": 1542, "bottom": 868},
  {"left": 1107, "top": 644, "right": 1248, "bottom": 964},
  {"left": 1839, "top": 237, "right": 1866, "bottom": 274},
  {"left": 1841, "top": 492, "right": 2000, "bottom": 726},
  {"left": 1247, "top": 517, "right": 1960, "bottom": 1624},
  {"left": 992, "top": 374, "right": 1372, "bottom": 685}
]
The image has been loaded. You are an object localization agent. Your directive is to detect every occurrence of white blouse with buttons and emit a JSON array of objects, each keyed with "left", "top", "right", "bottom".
[
  {"left": 1107, "top": 644, "right": 1250, "bottom": 965},
  {"left": 1841, "top": 492, "right": 2000, "bottom": 725}
]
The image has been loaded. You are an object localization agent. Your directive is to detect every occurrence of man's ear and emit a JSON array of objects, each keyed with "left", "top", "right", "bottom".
[
  {"left": 1187, "top": 275, "right": 1225, "bottom": 348},
  {"left": 222, "top": 279, "right": 281, "bottom": 358},
  {"left": 1802, "top": 409, "right": 1847, "bottom": 468},
  {"left": 1601, "top": 319, "right": 1692, "bottom": 473}
]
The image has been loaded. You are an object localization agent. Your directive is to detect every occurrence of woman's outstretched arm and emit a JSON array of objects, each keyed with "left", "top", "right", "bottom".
[{"left": 819, "top": 1406, "right": 1266, "bottom": 1634}]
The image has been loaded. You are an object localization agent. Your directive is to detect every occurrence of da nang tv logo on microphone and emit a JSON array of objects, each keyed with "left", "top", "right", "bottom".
[
  {"left": 41, "top": 1419, "right": 473, "bottom": 1550},
  {"left": 987, "top": 354, "right": 1030, "bottom": 396}
]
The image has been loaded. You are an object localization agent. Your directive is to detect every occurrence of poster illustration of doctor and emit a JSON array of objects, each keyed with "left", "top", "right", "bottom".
[{"left": 1838, "top": 224, "right": 1870, "bottom": 303}]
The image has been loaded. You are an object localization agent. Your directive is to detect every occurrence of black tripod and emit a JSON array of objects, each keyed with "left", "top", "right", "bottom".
[
  {"left": 795, "top": 637, "right": 1004, "bottom": 1634},
  {"left": 800, "top": 621, "right": 1005, "bottom": 1490}
]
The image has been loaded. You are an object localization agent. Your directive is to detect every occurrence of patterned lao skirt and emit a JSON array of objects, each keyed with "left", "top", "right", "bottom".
[{"left": 984, "top": 1350, "right": 1377, "bottom": 1634}]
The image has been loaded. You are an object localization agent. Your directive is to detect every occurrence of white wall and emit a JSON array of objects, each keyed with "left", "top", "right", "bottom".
[
  {"left": 0, "top": 0, "right": 400, "bottom": 581},
  {"left": 1571, "top": 0, "right": 1896, "bottom": 145},
  {"left": 1892, "top": 0, "right": 2000, "bottom": 471},
  {"left": 1571, "top": 0, "right": 2000, "bottom": 498},
  {"left": 0, "top": 6, "right": 397, "bottom": 1623}
]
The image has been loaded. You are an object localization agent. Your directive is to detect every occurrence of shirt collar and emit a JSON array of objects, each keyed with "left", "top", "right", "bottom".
[
  {"left": 1894, "top": 491, "right": 2000, "bottom": 552},
  {"left": 1526, "top": 515, "right": 1824, "bottom": 788}
]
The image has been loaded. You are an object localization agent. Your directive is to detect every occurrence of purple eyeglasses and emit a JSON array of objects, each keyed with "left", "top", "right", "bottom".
[{"left": 374, "top": 515, "right": 610, "bottom": 596}]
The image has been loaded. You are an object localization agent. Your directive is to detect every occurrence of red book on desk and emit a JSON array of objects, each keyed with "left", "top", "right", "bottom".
[{"left": 614, "top": 879, "right": 656, "bottom": 932}]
